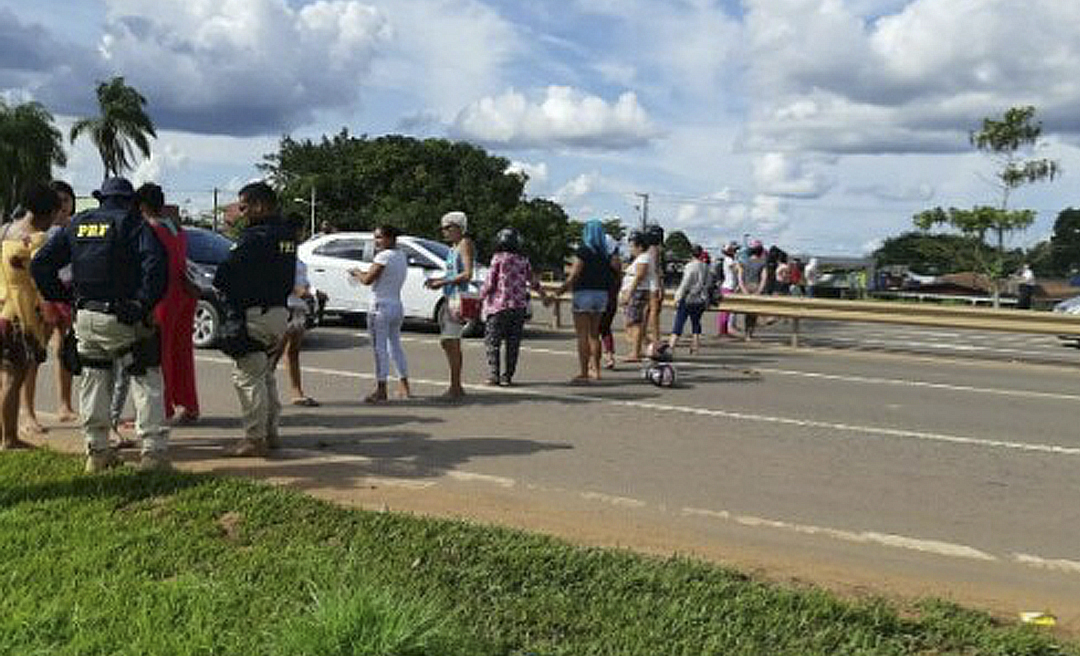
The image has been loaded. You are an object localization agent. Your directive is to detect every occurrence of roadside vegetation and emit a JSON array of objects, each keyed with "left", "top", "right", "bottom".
[{"left": 1, "top": 450, "right": 1075, "bottom": 656}]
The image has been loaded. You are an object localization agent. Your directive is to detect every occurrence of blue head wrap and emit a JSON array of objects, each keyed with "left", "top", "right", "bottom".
[{"left": 582, "top": 219, "right": 608, "bottom": 256}]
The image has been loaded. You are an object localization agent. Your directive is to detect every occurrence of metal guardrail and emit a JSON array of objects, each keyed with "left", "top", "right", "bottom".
[
  {"left": 718, "top": 294, "right": 1080, "bottom": 346},
  {"left": 537, "top": 283, "right": 1080, "bottom": 346}
]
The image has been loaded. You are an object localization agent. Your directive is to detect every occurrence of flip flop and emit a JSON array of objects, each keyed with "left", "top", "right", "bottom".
[{"left": 291, "top": 396, "right": 320, "bottom": 407}]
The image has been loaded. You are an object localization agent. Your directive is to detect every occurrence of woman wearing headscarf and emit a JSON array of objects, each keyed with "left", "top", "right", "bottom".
[{"left": 552, "top": 219, "right": 619, "bottom": 383}]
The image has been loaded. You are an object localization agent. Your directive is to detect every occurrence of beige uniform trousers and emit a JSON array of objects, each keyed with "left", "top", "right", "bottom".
[
  {"left": 74, "top": 309, "right": 168, "bottom": 455},
  {"left": 232, "top": 306, "right": 288, "bottom": 443}
]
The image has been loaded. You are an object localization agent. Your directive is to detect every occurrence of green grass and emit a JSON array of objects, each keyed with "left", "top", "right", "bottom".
[{"left": 0, "top": 450, "right": 1075, "bottom": 656}]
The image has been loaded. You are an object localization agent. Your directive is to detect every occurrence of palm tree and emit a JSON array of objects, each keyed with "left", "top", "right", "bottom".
[
  {"left": 0, "top": 100, "right": 67, "bottom": 217},
  {"left": 70, "top": 76, "right": 156, "bottom": 180}
]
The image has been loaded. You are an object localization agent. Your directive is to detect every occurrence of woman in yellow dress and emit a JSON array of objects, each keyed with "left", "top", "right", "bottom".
[{"left": 0, "top": 183, "right": 58, "bottom": 449}]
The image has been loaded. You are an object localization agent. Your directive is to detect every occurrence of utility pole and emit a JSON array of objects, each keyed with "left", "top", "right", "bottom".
[
  {"left": 309, "top": 185, "right": 316, "bottom": 238},
  {"left": 634, "top": 192, "right": 649, "bottom": 230},
  {"left": 212, "top": 187, "right": 218, "bottom": 232}
]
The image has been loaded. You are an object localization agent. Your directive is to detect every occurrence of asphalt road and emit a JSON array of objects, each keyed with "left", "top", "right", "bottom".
[{"left": 34, "top": 313, "right": 1080, "bottom": 631}]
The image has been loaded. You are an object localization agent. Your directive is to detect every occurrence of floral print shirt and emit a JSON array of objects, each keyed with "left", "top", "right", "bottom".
[{"left": 480, "top": 252, "right": 532, "bottom": 319}]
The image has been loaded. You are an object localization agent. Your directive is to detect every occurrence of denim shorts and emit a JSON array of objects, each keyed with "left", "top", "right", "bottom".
[{"left": 572, "top": 289, "right": 609, "bottom": 313}]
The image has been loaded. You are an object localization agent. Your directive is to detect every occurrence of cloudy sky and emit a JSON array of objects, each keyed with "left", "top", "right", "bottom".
[{"left": 3, "top": 0, "right": 1079, "bottom": 255}]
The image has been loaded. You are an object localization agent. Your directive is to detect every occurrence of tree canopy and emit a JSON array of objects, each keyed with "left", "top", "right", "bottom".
[
  {"left": 70, "top": 76, "right": 156, "bottom": 180},
  {"left": 1047, "top": 207, "right": 1080, "bottom": 276},
  {"left": 0, "top": 100, "right": 66, "bottom": 217},
  {"left": 261, "top": 131, "right": 575, "bottom": 270},
  {"left": 909, "top": 106, "right": 1058, "bottom": 298}
]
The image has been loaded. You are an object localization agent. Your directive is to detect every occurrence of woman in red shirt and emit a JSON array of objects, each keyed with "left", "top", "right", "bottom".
[{"left": 137, "top": 184, "right": 200, "bottom": 423}]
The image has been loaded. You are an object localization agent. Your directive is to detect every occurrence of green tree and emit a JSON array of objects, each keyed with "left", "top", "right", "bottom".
[
  {"left": 1048, "top": 208, "right": 1080, "bottom": 276},
  {"left": 0, "top": 100, "right": 67, "bottom": 216},
  {"left": 873, "top": 231, "right": 988, "bottom": 275},
  {"left": 664, "top": 230, "right": 693, "bottom": 262},
  {"left": 912, "top": 106, "right": 1058, "bottom": 302},
  {"left": 70, "top": 76, "right": 156, "bottom": 179},
  {"left": 261, "top": 131, "right": 575, "bottom": 270}
]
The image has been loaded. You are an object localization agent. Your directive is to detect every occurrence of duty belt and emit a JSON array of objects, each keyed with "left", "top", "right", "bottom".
[{"left": 76, "top": 299, "right": 114, "bottom": 314}]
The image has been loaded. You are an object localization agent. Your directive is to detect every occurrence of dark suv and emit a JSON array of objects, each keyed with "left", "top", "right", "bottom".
[{"left": 185, "top": 227, "right": 234, "bottom": 348}]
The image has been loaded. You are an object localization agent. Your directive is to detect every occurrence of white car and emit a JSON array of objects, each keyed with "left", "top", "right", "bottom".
[
  {"left": 1053, "top": 294, "right": 1080, "bottom": 347},
  {"left": 299, "top": 231, "right": 488, "bottom": 329}
]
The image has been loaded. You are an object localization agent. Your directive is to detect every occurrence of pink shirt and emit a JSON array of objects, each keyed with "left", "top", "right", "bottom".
[{"left": 480, "top": 252, "right": 533, "bottom": 319}]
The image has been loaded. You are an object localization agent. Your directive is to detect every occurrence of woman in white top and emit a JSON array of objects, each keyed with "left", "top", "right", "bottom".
[
  {"left": 618, "top": 231, "right": 653, "bottom": 361},
  {"left": 349, "top": 225, "right": 410, "bottom": 403}
]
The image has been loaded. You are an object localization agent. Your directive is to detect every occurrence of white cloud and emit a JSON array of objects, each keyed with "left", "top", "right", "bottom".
[
  {"left": 452, "top": 86, "right": 658, "bottom": 150},
  {"left": 75, "top": 0, "right": 391, "bottom": 135},
  {"left": 743, "top": 0, "right": 1080, "bottom": 154},
  {"left": 132, "top": 143, "right": 189, "bottom": 187},
  {"left": 507, "top": 160, "right": 549, "bottom": 191},
  {"left": 752, "top": 152, "right": 836, "bottom": 198},
  {"left": 554, "top": 172, "right": 600, "bottom": 205},
  {"left": 368, "top": 0, "right": 520, "bottom": 116}
]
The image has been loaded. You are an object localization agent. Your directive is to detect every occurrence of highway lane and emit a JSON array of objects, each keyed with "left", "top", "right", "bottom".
[{"left": 35, "top": 317, "right": 1080, "bottom": 629}]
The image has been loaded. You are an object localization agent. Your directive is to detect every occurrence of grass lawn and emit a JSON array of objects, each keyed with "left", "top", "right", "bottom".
[{"left": 1, "top": 450, "right": 1075, "bottom": 656}]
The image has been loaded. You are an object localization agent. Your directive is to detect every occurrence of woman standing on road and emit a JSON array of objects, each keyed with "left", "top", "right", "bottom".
[
  {"left": 351, "top": 225, "right": 411, "bottom": 403},
  {"left": 668, "top": 244, "right": 710, "bottom": 354},
  {"left": 479, "top": 227, "right": 544, "bottom": 386},
  {"left": 619, "top": 231, "right": 652, "bottom": 362},
  {"left": 21, "top": 180, "right": 78, "bottom": 435},
  {"left": 553, "top": 219, "right": 619, "bottom": 383},
  {"left": 0, "top": 183, "right": 57, "bottom": 449},
  {"left": 424, "top": 211, "right": 474, "bottom": 401}
]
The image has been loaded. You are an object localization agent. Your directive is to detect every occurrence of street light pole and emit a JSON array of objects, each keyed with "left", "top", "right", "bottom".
[{"left": 309, "top": 186, "right": 316, "bottom": 238}]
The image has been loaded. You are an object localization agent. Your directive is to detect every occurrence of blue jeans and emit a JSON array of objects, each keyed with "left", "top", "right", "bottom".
[{"left": 672, "top": 301, "right": 705, "bottom": 336}]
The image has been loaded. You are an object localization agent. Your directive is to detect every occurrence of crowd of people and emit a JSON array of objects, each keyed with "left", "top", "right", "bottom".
[{"left": 1, "top": 173, "right": 812, "bottom": 472}]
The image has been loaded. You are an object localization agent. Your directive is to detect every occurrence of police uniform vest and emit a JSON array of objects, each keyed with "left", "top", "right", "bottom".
[
  {"left": 31, "top": 202, "right": 167, "bottom": 311},
  {"left": 213, "top": 217, "right": 297, "bottom": 311}
]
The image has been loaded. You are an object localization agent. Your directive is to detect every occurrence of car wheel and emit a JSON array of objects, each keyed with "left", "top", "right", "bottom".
[{"left": 193, "top": 299, "right": 221, "bottom": 348}]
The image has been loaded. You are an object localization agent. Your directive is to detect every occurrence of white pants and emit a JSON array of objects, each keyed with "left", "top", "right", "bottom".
[{"left": 370, "top": 300, "right": 408, "bottom": 382}]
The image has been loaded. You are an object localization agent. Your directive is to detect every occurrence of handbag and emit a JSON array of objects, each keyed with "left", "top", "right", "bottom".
[{"left": 450, "top": 290, "right": 481, "bottom": 322}]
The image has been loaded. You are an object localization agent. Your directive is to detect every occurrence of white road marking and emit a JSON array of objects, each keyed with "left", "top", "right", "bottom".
[
  {"left": 196, "top": 355, "right": 1080, "bottom": 456},
  {"left": 446, "top": 470, "right": 516, "bottom": 488},
  {"left": 1012, "top": 553, "right": 1080, "bottom": 574},
  {"left": 194, "top": 355, "right": 1079, "bottom": 577},
  {"left": 681, "top": 507, "right": 998, "bottom": 562},
  {"left": 392, "top": 333, "right": 1080, "bottom": 403},
  {"left": 580, "top": 491, "right": 647, "bottom": 508}
]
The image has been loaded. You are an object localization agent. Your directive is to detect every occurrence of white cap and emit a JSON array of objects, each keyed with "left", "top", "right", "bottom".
[{"left": 440, "top": 210, "right": 467, "bottom": 232}]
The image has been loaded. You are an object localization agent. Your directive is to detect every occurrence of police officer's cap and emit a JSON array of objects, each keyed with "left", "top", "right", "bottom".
[{"left": 92, "top": 177, "right": 135, "bottom": 201}]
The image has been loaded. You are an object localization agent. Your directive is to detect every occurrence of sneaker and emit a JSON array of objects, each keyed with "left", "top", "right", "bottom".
[
  {"left": 137, "top": 453, "right": 172, "bottom": 472},
  {"left": 501, "top": 374, "right": 513, "bottom": 386},
  {"left": 225, "top": 438, "right": 269, "bottom": 457},
  {"left": 85, "top": 449, "right": 121, "bottom": 473}
]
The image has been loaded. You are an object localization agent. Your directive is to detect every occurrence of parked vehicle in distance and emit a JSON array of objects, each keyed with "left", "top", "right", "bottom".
[
  {"left": 299, "top": 231, "right": 502, "bottom": 334},
  {"left": 1053, "top": 294, "right": 1080, "bottom": 347},
  {"left": 186, "top": 227, "right": 318, "bottom": 348}
]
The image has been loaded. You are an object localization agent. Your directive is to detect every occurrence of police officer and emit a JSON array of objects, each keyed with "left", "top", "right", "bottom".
[
  {"left": 31, "top": 177, "right": 168, "bottom": 472},
  {"left": 214, "top": 182, "right": 296, "bottom": 456}
]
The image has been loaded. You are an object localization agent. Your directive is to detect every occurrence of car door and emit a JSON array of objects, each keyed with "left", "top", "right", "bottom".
[
  {"left": 305, "top": 237, "right": 370, "bottom": 313},
  {"left": 399, "top": 241, "right": 447, "bottom": 320}
]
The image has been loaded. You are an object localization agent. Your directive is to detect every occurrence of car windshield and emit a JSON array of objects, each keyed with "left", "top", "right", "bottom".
[
  {"left": 186, "top": 229, "right": 234, "bottom": 265},
  {"left": 414, "top": 238, "right": 450, "bottom": 263}
]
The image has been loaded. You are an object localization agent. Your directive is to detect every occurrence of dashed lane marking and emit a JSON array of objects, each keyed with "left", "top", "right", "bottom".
[{"left": 195, "top": 354, "right": 1080, "bottom": 457}]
